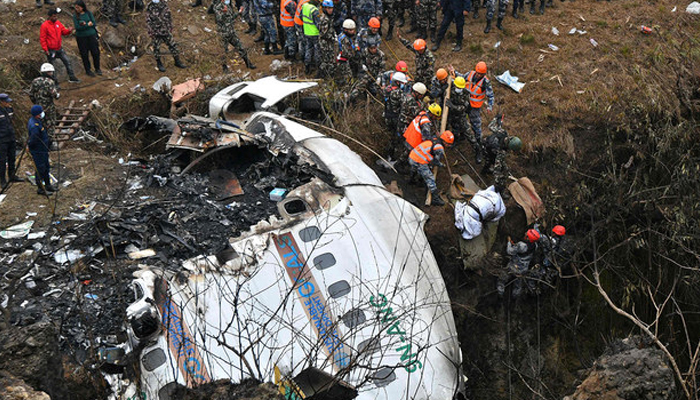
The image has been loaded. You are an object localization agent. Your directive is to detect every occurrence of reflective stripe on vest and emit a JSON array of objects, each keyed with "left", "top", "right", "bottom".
[
  {"left": 403, "top": 111, "right": 430, "bottom": 149},
  {"left": 409, "top": 140, "right": 444, "bottom": 164},
  {"left": 302, "top": 3, "right": 319, "bottom": 36},
  {"left": 281, "top": 0, "right": 294, "bottom": 27},
  {"left": 466, "top": 71, "right": 486, "bottom": 108},
  {"left": 294, "top": 0, "right": 310, "bottom": 26}
]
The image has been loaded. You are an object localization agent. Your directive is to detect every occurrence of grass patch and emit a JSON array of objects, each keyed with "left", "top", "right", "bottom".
[
  {"left": 469, "top": 43, "right": 483, "bottom": 55},
  {"left": 620, "top": 45, "right": 631, "bottom": 58},
  {"left": 596, "top": 20, "right": 608, "bottom": 27},
  {"left": 520, "top": 33, "right": 535, "bottom": 45}
]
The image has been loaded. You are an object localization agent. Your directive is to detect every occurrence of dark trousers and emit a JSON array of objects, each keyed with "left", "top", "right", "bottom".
[
  {"left": 0, "top": 140, "right": 17, "bottom": 182},
  {"left": 46, "top": 48, "right": 76, "bottom": 77},
  {"left": 30, "top": 149, "right": 50, "bottom": 187},
  {"left": 436, "top": 8, "right": 465, "bottom": 44},
  {"left": 76, "top": 35, "right": 101, "bottom": 72}
]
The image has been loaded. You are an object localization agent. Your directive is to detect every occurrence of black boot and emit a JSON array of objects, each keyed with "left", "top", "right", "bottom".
[
  {"left": 386, "top": 24, "right": 394, "bottom": 40},
  {"left": 496, "top": 17, "right": 503, "bottom": 30},
  {"left": 244, "top": 55, "right": 257, "bottom": 69},
  {"left": 475, "top": 143, "right": 483, "bottom": 164},
  {"left": 452, "top": 41, "right": 462, "bottom": 52},
  {"left": 417, "top": 28, "right": 427, "bottom": 39},
  {"left": 263, "top": 43, "right": 272, "bottom": 55},
  {"left": 484, "top": 19, "right": 491, "bottom": 33},
  {"left": 156, "top": 57, "right": 166, "bottom": 72},
  {"left": 44, "top": 182, "right": 58, "bottom": 192},
  {"left": 430, "top": 190, "right": 445, "bottom": 206},
  {"left": 473, "top": 5, "right": 479, "bottom": 18},
  {"left": 431, "top": 40, "right": 441, "bottom": 52},
  {"left": 539, "top": 1, "right": 545, "bottom": 14},
  {"left": 512, "top": 6, "right": 518, "bottom": 18},
  {"left": 520, "top": 0, "right": 524, "bottom": 10},
  {"left": 190, "top": 0, "right": 202, "bottom": 6},
  {"left": 398, "top": 15, "right": 405, "bottom": 27},
  {"left": 116, "top": 13, "right": 126, "bottom": 24},
  {"left": 530, "top": 1, "right": 536, "bottom": 14},
  {"left": 44, "top": 0, "right": 54, "bottom": 4},
  {"left": 174, "top": 56, "right": 187, "bottom": 68},
  {"left": 207, "top": 3, "right": 215, "bottom": 13},
  {"left": 272, "top": 42, "right": 284, "bottom": 55},
  {"left": 245, "top": 23, "right": 256, "bottom": 34},
  {"left": 222, "top": 63, "right": 229, "bottom": 72},
  {"left": 429, "top": 28, "right": 437, "bottom": 43}
]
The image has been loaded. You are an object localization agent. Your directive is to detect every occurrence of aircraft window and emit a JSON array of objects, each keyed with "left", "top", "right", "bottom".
[
  {"left": 328, "top": 280, "right": 351, "bottom": 298},
  {"left": 358, "top": 337, "right": 381, "bottom": 355},
  {"left": 341, "top": 309, "right": 366, "bottom": 329},
  {"left": 299, "top": 226, "right": 321, "bottom": 242},
  {"left": 313, "top": 253, "right": 336, "bottom": 270},
  {"left": 284, "top": 199, "right": 307, "bottom": 215},
  {"left": 132, "top": 282, "right": 144, "bottom": 301},
  {"left": 142, "top": 348, "right": 167, "bottom": 371},
  {"left": 370, "top": 367, "right": 397, "bottom": 387}
]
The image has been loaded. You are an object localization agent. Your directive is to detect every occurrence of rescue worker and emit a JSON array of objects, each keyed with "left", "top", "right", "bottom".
[
  {"left": 432, "top": 0, "right": 470, "bottom": 52},
  {"left": 398, "top": 82, "right": 427, "bottom": 134},
  {"left": 538, "top": 225, "right": 567, "bottom": 268},
  {"left": 243, "top": 0, "right": 259, "bottom": 36},
  {"left": 397, "top": 34, "right": 435, "bottom": 87},
  {"left": 302, "top": 0, "right": 321, "bottom": 74},
  {"left": 36, "top": 0, "right": 55, "bottom": 8},
  {"left": 280, "top": 0, "right": 298, "bottom": 59},
  {"left": 146, "top": 0, "right": 187, "bottom": 72},
  {"left": 214, "top": 0, "right": 257, "bottom": 70},
  {"left": 40, "top": 8, "right": 80, "bottom": 83},
  {"left": 382, "top": 0, "right": 398, "bottom": 39},
  {"left": 0, "top": 94, "right": 23, "bottom": 189},
  {"left": 357, "top": 36, "right": 386, "bottom": 95},
  {"left": 351, "top": 0, "right": 382, "bottom": 30},
  {"left": 529, "top": 0, "right": 545, "bottom": 15},
  {"left": 27, "top": 105, "right": 57, "bottom": 196},
  {"left": 408, "top": 130, "right": 454, "bottom": 206},
  {"left": 511, "top": 0, "right": 521, "bottom": 18},
  {"left": 378, "top": 60, "right": 409, "bottom": 89},
  {"left": 357, "top": 17, "right": 381, "bottom": 50},
  {"left": 102, "top": 0, "right": 126, "bottom": 27},
  {"left": 330, "top": 0, "right": 347, "bottom": 33},
  {"left": 294, "top": 0, "right": 311, "bottom": 59},
  {"left": 29, "top": 63, "right": 60, "bottom": 138},
  {"left": 337, "top": 19, "right": 361, "bottom": 83},
  {"left": 429, "top": 68, "right": 449, "bottom": 105},
  {"left": 482, "top": 114, "right": 521, "bottom": 190},
  {"left": 462, "top": 61, "right": 494, "bottom": 164},
  {"left": 414, "top": 0, "right": 437, "bottom": 42},
  {"left": 257, "top": 0, "right": 284, "bottom": 54},
  {"left": 497, "top": 229, "right": 540, "bottom": 298},
  {"left": 444, "top": 75, "right": 471, "bottom": 142},
  {"left": 383, "top": 71, "right": 407, "bottom": 150},
  {"left": 317, "top": 0, "right": 338, "bottom": 79},
  {"left": 483, "top": 0, "right": 507, "bottom": 33},
  {"left": 403, "top": 103, "right": 441, "bottom": 149}
]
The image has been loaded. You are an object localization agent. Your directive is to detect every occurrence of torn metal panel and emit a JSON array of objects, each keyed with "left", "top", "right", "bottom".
[{"left": 165, "top": 116, "right": 251, "bottom": 152}]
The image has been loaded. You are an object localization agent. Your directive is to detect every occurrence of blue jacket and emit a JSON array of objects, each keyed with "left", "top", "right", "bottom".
[
  {"left": 0, "top": 106, "right": 15, "bottom": 143},
  {"left": 440, "top": 0, "right": 470, "bottom": 13},
  {"left": 27, "top": 116, "right": 49, "bottom": 152}
]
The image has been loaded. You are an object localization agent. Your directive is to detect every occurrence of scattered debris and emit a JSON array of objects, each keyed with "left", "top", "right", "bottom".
[
  {"left": 641, "top": 25, "right": 653, "bottom": 34},
  {"left": 494, "top": 41, "right": 501, "bottom": 48},
  {"left": 551, "top": 26, "right": 559, "bottom": 36},
  {"left": 590, "top": 38, "right": 599, "bottom": 47},
  {"left": 548, "top": 44, "right": 560, "bottom": 51},
  {"left": 1, "top": 221, "right": 34, "bottom": 239},
  {"left": 269, "top": 59, "right": 292, "bottom": 73},
  {"left": 171, "top": 78, "right": 204, "bottom": 104},
  {"left": 687, "top": 1, "right": 700, "bottom": 14},
  {"left": 496, "top": 70, "right": 526, "bottom": 93},
  {"left": 152, "top": 76, "right": 172, "bottom": 93}
]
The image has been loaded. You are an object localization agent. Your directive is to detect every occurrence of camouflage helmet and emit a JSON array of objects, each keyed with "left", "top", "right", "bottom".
[{"left": 507, "top": 136, "right": 522, "bottom": 152}]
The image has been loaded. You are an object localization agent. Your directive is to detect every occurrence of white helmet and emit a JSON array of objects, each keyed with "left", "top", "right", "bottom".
[
  {"left": 412, "top": 82, "right": 427, "bottom": 95},
  {"left": 40, "top": 63, "right": 55, "bottom": 73},
  {"left": 342, "top": 19, "right": 356, "bottom": 30},
  {"left": 392, "top": 72, "right": 407, "bottom": 84}
]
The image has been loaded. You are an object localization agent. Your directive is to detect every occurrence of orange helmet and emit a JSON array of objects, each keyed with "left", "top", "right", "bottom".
[
  {"left": 395, "top": 60, "right": 408, "bottom": 72},
  {"left": 440, "top": 130, "right": 454, "bottom": 144},
  {"left": 552, "top": 225, "right": 566, "bottom": 236},
  {"left": 368, "top": 17, "right": 381, "bottom": 28},
  {"left": 526, "top": 229, "right": 541, "bottom": 243},
  {"left": 475, "top": 61, "right": 487, "bottom": 74},
  {"left": 413, "top": 39, "right": 427, "bottom": 51},
  {"left": 436, "top": 68, "right": 448, "bottom": 80}
]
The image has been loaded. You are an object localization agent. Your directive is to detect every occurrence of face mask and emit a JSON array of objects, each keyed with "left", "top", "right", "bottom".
[
  {"left": 224, "top": 0, "right": 230, "bottom": 4},
  {"left": 152, "top": 0, "right": 160, "bottom": 3},
  {"left": 40, "top": 111, "right": 46, "bottom": 118},
  {"left": 454, "top": 88, "right": 463, "bottom": 94}
]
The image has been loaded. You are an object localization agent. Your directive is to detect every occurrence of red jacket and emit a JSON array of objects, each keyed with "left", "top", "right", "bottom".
[{"left": 40, "top": 19, "right": 71, "bottom": 51}]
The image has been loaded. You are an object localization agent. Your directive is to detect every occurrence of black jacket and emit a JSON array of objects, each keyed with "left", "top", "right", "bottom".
[{"left": 0, "top": 106, "right": 15, "bottom": 144}]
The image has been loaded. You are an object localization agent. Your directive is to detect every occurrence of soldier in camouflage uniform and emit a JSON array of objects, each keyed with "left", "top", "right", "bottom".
[
  {"left": 242, "top": 0, "right": 259, "bottom": 34},
  {"left": 351, "top": 36, "right": 385, "bottom": 98},
  {"left": 397, "top": 34, "right": 435, "bottom": 87},
  {"left": 483, "top": 0, "right": 508, "bottom": 33},
  {"left": 351, "top": 0, "right": 382, "bottom": 30},
  {"left": 317, "top": 0, "right": 337, "bottom": 79},
  {"left": 256, "top": 0, "right": 284, "bottom": 54},
  {"left": 330, "top": 0, "right": 347, "bottom": 33},
  {"left": 29, "top": 64, "right": 60, "bottom": 137},
  {"left": 443, "top": 75, "right": 470, "bottom": 142},
  {"left": 357, "top": 17, "right": 381, "bottom": 50},
  {"left": 398, "top": 82, "right": 426, "bottom": 134},
  {"left": 382, "top": 0, "right": 397, "bottom": 39},
  {"left": 383, "top": 71, "right": 406, "bottom": 137},
  {"left": 482, "top": 114, "right": 521, "bottom": 190},
  {"left": 102, "top": 0, "right": 126, "bottom": 26},
  {"left": 414, "top": 0, "right": 438, "bottom": 41},
  {"left": 214, "top": 0, "right": 257, "bottom": 70},
  {"left": 337, "top": 19, "right": 362, "bottom": 85},
  {"left": 429, "top": 68, "right": 449, "bottom": 106},
  {"left": 146, "top": 0, "right": 187, "bottom": 72}
]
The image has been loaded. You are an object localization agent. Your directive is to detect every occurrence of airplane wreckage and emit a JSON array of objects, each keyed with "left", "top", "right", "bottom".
[{"left": 111, "top": 77, "right": 467, "bottom": 400}]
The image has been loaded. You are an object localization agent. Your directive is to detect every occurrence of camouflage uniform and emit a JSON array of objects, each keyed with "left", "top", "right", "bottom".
[
  {"left": 485, "top": 0, "right": 508, "bottom": 21},
  {"left": 357, "top": 27, "right": 381, "bottom": 50},
  {"left": 445, "top": 88, "right": 470, "bottom": 141},
  {"left": 354, "top": 46, "right": 385, "bottom": 97},
  {"left": 255, "top": 0, "right": 279, "bottom": 44},
  {"left": 351, "top": 0, "right": 382, "bottom": 29},
  {"left": 331, "top": 1, "right": 347, "bottom": 33},
  {"left": 429, "top": 76, "right": 448, "bottom": 105},
  {"left": 214, "top": 1, "right": 251, "bottom": 62},
  {"left": 337, "top": 31, "right": 361, "bottom": 85},
  {"left": 282, "top": 0, "right": 298, "bottom": 56},
  {"left": 317, "top": 10, "right": 337, "bottom": 79},
  {"left": 146, "top": 1, "right": 180, "bottom": 59},
  {"left": 398, "top": 93, "right": 424, "bottom": 133},
  {"left": 101, "top": 0, "right": 123, "bottom": 19},
  {"left": 29, "top": 76, "right": 59, "bottom": 136},
  {"left": 384, "top": 82, "right": 405, "bottom": 137},
  {"left": 482, "top": 117, "right": 509, "bottom": 189},
  {"left": 242, "top": 0, "right": 258, "bottom": 26},
  {"left": 414, "top": 0, "right": 438, "bottom": 38},
  {"left": 399, "top": 37, "right": 435, "bottom": 86},
  {"left": 382, "top": 0, "right": 397, "bottom": 36}
]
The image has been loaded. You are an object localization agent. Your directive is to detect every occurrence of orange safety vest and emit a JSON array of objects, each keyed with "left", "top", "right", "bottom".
[
  {"left": 403, "top": 111, "right": 430, "bottom": 149},
  {"left": 466, "top": 71, "right": 487, "bottom": 108},
  {"left": 280, "top": 0, "right": 295, "bottom": 27},
  {"left": 294, "top": 0, "right": 310, "bottom": 26},
  {"left": 409, "top": 140, "right": 444, "bottom": 165}
]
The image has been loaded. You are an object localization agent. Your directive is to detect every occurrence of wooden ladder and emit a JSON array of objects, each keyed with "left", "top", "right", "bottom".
[{"left": 53, "top": 100, "right": 91, "bottom": 143}]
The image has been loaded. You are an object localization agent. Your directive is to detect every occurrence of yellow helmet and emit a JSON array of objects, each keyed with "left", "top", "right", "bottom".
[
  {"left": 454, "top": 76, "right": 466, "bottom": 89},
  {"left": 428, "top": 103, "right": 442, "bottom": 117}
]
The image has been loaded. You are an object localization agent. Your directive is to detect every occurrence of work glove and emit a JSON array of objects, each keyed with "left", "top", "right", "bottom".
[{"left": 445, "top": 98, "right": 455, "bottom": 108}]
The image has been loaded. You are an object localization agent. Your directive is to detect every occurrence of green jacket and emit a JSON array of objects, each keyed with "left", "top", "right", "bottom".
[{"left": 72, "top": 11, "right": 97, "bottom": 38}]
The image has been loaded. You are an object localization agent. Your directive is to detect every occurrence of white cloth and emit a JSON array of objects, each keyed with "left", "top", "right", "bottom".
[
  {"left": 495, "top": 70, "right": 525, "bottom": 93},
  {"left": 454, "top": 185, "right": 506, "bottom": 240}
]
